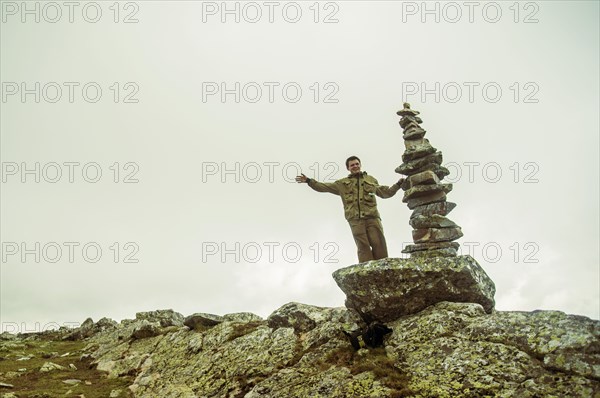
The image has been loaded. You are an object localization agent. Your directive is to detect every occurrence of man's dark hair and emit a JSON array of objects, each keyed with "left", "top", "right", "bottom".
[{"left": 345, "top": 156, "right": 361, "bottom": 169}]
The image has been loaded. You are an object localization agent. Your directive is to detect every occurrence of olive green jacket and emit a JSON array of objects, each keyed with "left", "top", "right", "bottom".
[{"left": 307, "top": 172, "right": 400, "bottom": 221}]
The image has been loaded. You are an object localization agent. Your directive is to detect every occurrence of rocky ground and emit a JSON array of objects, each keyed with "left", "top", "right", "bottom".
[{"left": 1, "top": 256, "right": 598, "bottom": 397}]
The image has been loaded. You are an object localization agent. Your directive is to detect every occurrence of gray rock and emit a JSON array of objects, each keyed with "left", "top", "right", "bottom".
[
  {"left": 410, "top": 247, "right": 458, "bottom": 257},
  {"left": 396, "top": 103, "right": 420, "bottom": 117},
  {"left": 386, "top": 301, "right": 600, "bottom": 397},
  {"left": 412, "top": 226, "right": 463, "bottom": 243},
  {"left": 402, "top": 241, "right": 460, "bottom": 253},
  {"left": 410, "top": 201, "right": 457, "bottom": 219},
  {"left": 406, "top": 163, "right": 451, "bottom": 180},
  {"left": 403, "top": 137, "right": 426, "bottom": 150},
  {"left": 0, "top": 382, "right": 15, "bottom": 388},
  {"left": 404, "top": 170, "right": 440, "bottom": 188},
  {"left": 40, "top": 361, "right": 67, "bottom": 372},
  {"left": 403, "top": 126, "right": 427, "bottom": 140},
  {"left": 223, "top": 312, "right": 263, "bottom": 323},
  {"left": 95, "top": 317, "right": 118, "bottom": 330},
  {"left": 395, "top": 151, "right": 443, "bottom": 175},
  {"left": 0, "top": 332, "right": 17, "bottom": 341},
  {"left": 399, "top": 115, "right": 423, "bottom": 128},
  {"left": 64, "top": 316, "right": 118, "bottom": 340},
  {"left": 332, "top": 255, "right": 495, "bottom": 322},
  {"left": 402, "top": 183, "right": 453, "bottom": 201},
  {"left": 184, "top": 313, "right": 224, "bottom": 329},
  {"left": 402, "top": 143, "right": 437, "bottom": 163},
  {"left": 131, "top": 320, "right": 161, "bottom": 339},
  {"left": 409, "top": 214, "right": 457, "bottom": 229},
  {"left": 135, "top": 309, "right": 184, "bottom": 327},
  {"left": 78, "top": 299, "right": 598, "bottom": 398},
  {"left": 407, "top": 191, "right": 447, "bottom": 209},
  {"left": 267, "top": 302, "right": 321, "bottom": 333}
]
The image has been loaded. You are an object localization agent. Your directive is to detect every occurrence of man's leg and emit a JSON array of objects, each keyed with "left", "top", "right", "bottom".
[
  {"left": 349, "top": 220, "right": 374, "bottom": 262},
  {"left": 366, "top": 218, "right": 388, "bottom": 260}
]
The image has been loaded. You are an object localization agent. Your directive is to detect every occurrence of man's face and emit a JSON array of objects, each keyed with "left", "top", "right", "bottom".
[{"left": 347, "top": 159, "right": 361, "bottom": 174}]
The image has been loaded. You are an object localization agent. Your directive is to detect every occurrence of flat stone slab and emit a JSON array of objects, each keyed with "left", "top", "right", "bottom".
[
  {"left": 401, "top": 144, "right": 437, "bottom": 163},
  {"left": 406, "top": 163, "right": 450, "bottom": 180},
  {"left": 405, "top": 170, "right": 439, "bottom": 188},
  {"left": 403, "top": 126, "right": 427, "bottom": 140},
  {"left": 395, "top": 152, "right": 443, "bottom": 175},
  {"left": 403, "top": 183, "right": 453, "bottom": 202},
  {"left": 412, "top": 226, "right": 463, "bottom": 243},
  {"left": 409, "top": 214, "right": 457, "bottom": 229},
  {"left": 407, "top": 191, "right": 447, "bottom": 209},
  {"left": 402, "top": 241, "right": 460, "bottom": 254},
  {"left": 410, "top": 202, "right": 456, "bottom": 219},
  {"left": 184, "top": 313, "right": 224, "bottom": 329},
  {"left": 399, "top": 115, "right": 423, "bottom": 128},
  {"left": 332, "top": 255, "right": 495, "bottom": 323}
]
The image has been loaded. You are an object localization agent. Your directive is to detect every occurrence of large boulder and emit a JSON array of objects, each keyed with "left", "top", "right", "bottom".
[
  {"left": 63, "top": 317, "right": 118, "bottom": 341},
  {"left": 184, "top": 313, "right": 224, "bottom": 329},
  {"left": 332, "top": 255, "right": 495, "bottom": 322},
  {"left": 135, "top": 309, "right": 184, "bottom": 328},
  {"left": 267, "top": 302, "right": 361, "bottom": 334}
]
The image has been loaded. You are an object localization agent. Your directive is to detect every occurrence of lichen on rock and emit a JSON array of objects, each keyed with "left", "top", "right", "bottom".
[{"left": 333, "top": 255, "right": 496, "bottom": 323}]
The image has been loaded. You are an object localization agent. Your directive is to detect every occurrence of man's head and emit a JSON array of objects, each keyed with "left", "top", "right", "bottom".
[{"left": 346, "top": 156, "right": 361, "bottom": 174}]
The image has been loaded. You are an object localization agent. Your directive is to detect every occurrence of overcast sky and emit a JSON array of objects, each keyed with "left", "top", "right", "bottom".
[{"left": 1, "top": 0, "right": 598, "bottom": 332}]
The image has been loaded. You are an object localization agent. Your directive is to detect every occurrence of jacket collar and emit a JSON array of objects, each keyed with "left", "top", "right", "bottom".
[{"left": 348, "top": 171, "right": 367, "bottom": 178}]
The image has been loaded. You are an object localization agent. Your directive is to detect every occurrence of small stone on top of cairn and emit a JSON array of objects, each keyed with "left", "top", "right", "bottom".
[{"left": 396, "top": 103, "right": 463, "bottom": 258}]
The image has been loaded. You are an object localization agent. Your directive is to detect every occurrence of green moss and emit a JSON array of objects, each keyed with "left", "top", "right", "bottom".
[
  {"left": 319, "top": 346, "right": 414, "bottom": 397},
  {"left": 0, "top": 335, "right": 133, "bottom": 397}
]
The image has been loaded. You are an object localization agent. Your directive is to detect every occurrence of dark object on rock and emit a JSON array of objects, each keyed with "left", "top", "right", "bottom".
[{"left": 342, "top": 323, "right": 393, "bottom": 350}]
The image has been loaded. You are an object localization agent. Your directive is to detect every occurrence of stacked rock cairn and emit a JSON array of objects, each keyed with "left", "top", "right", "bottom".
[{"left": 396, "top": 103, "right": 463, "bottom": 257}]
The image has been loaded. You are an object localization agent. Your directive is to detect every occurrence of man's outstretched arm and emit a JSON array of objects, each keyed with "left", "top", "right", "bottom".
[
  {"left": 375, "top": 177, "right": 405, "bottom": 199},
  {"left": 296, "top": 173, "right": 340, "bottom": 195}
]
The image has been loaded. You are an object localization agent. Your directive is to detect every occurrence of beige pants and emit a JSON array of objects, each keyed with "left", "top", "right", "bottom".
[{"left": 348, "top": 218, "right": 388, "bottom": 262}]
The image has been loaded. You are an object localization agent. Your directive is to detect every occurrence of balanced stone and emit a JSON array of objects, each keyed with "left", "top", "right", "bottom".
[
  {"left": 402, "top": 241, "right": 460, "bottom": 253},
  {"left": 396, "top": 151, "right": 443, "bottom": 175},
  {"left": 402, "top": 143, "right": 437, "bottom": 162},
  {"left": 403, "top": 126, "right": 427, "bottom": 140},
  {"left": 404, "top": 138, "right": 426, "bottom": 150},
  {"left": 410, "top": 201, "right": 457, "bottom": 219},
  {"left": 409, "top": 214, "right": 457, "bottom": 229},
  {"left": 396, "top": 103, "right": 420, "bottom": 117},
  {"left": 407, "top": 191, "right": 447, "bottom": 209},
  {"left": 412, "top": 227, "right": 463, "bottom": 243},
  {"left": 410, "top": 163, "right": 450, "bottom": 180},
  {"left": 403, "top": 183, "right": 452, "bottom": 202},
  {"left": 402, "top": 120, "right": 421, "bottom": 132},
  {"left": 405, "top": 170, "right": 439, "bottom": 188},
  {"left": 410, "top": 247, "right": 457, "bottom": 258},
  {"left": 399, "top": 115, "right": 424, "bottom": 129}
]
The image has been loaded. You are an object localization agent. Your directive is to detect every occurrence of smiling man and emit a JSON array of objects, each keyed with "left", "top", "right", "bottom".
[{"left": 296, "top": 156, "right": 404, "bottom": 263}]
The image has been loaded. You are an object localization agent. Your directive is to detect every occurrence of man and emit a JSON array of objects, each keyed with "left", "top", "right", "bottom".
[{"left": 296, "top": 156, "right": 404, "bottom": 263}]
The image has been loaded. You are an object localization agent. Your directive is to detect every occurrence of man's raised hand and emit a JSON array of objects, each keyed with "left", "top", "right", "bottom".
[{"left": 295, "top": 173, "right": 308, "bottom": 183}]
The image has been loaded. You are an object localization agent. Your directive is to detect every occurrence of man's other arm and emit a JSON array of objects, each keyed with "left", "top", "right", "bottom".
[
  {"left": 375, "top": 177, "right": 404, "bottom": 199},
  {"left": 296, "top": 173, "right": 340, "bottom": 195}
]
